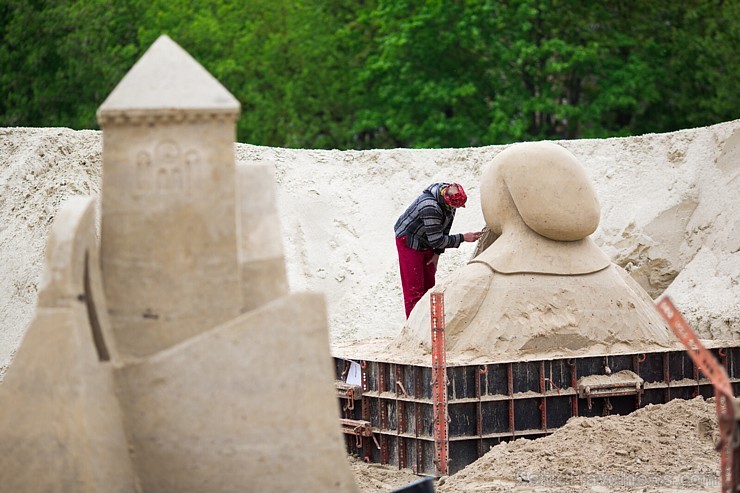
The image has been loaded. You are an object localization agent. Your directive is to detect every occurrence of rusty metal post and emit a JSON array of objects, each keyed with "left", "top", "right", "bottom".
[
  {"left": 476, "top": 365, "right": 484, "bottom": 458},
  {"left": 430, "top": 292, "right": 449, "bottom": 476},
  {"left": 414, "top": 367, "right": 423, "bottom": 474},
  {"left": 508, "top": 362, "right": 515, "bottom": 434},
  {"left": 663, "top": 352, "right": 671, "bottom": 403},
  {"left": 568, "top": 359, "right": 578, "bottom": 418},
  {"left": 397, "top": 365, "right": 407, "bottom": 469},
  {"left": 539, "top": 360, "right": 547, "bottom": 431},
  {"left": 633, "top": 354, "right": 645, "bottom": 407},
  {"left": 657, "top": 296, "right": 740, "bottom": 493}
]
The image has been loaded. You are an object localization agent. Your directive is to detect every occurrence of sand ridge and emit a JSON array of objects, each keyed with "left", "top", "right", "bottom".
[{"left": 1, "top": 120, "right": 739, "bottom": 379}]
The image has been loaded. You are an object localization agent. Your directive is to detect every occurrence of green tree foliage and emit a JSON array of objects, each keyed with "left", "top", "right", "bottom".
[
  {"left": 633, "top": 0, "right": 740, "bottom": 133},
  {"left": 0, "top": 0, "right": 737, "bottom": 148},
  {"left": 353, "top": 0, "right": 739, "bottom": 147},
  {"left": 0, "top": 0, "right": 141, "bottom": 128}
]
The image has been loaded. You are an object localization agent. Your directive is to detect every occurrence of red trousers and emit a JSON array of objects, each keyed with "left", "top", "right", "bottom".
[{"left": 396, "top": 236, "right": 436, "bottom": 318}]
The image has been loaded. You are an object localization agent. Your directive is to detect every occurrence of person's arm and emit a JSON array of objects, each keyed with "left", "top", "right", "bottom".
[
  {"left": 421, "top": 207, "right": 464, "bottom": 252},
  {"left": 426, "top": 231, "right": 482, "bottom": 266},
  {"left": 435, "top": 212, "right": 457, "bottom": 255}
]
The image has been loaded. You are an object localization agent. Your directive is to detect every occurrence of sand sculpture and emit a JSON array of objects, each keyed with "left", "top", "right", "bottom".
[
  {"left": 0, "top": 35, "right": 358, "bottom": 493},
  {"left": 394, "top": 142, "right": 678, "bottom": 363}
]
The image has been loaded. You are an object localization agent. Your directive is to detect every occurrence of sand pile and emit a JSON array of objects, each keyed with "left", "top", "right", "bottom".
[
  {"left": 436, "top": 396, "right": 720, "bottom": 493},
  {"left": 346, "top": 396, "right": 722, "bottom": 492},
  {"left": 1, "top": 121, "right": 739, "bottom": 379},
  {"left": 348, "top": 457, "right": 420, "bottom": 493},
  {"left": 0, "top": 128, "right": 102, "bottom": 379}
]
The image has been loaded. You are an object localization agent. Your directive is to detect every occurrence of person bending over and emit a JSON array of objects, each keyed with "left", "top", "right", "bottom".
[{"left": 394, "top": 183, "right": 482, "bottom": 318}]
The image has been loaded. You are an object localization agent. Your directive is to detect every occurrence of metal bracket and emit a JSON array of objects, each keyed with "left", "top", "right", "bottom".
[
  {"left": 339, "top": 418, "right": 379, "bottom": 450},
  {"left": 577, "top": 370, "right": 644, "bottom": 411}
]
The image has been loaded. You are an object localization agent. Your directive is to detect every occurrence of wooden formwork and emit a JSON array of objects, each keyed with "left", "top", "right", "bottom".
[{"left": 335, "top": 346, "right": 740, "bottom": 476}]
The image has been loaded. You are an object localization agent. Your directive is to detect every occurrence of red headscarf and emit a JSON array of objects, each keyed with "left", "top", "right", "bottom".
[{"left": 444, "top": 183, "right": 467, "bottom": 208}]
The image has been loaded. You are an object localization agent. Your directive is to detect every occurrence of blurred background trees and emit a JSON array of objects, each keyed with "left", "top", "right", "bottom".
[{"left": 1, "top": 0, "right": 737, "bottom": 149}]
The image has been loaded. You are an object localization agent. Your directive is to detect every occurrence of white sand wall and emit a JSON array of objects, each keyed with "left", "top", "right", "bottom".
[{"left": 1, "top": 121, "right": 738, "bottom": 378}]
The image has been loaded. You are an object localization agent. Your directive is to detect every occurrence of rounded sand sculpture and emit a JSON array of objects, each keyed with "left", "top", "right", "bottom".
[{"left": 393, "top": 142, "right": 678, "bottom": 364}]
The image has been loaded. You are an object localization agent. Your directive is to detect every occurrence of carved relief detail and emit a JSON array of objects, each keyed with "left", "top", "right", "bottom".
[
  {"left": 134, "top": 139, "right": 198, "bottom": 195},
  {"left": 136, "top": 151, "right": 152, "bottom": 192}
]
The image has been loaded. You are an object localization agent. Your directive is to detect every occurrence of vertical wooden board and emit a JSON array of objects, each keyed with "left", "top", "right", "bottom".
[
  {"left": 545, "top": 396, "right": 572, "bottom": 429},
  {"left": 449, "top": 440, "right": 479, "bottom": 475},
  {"left": 448, "top": 402, "right": 478, "bottom": 437},
  {"left": 513, "top": 398, "right": 541, "bottom": 431},
  {"left": 512, "top": 361, "right": 540, "bottom": 394},
  {"left": 639, "top": 352, "right": 666, "bottom": 384},
  {"left": 481, "top": 400, "right": 510, "bottom": 435},
  {"left": 546, "top": 359, "right": 570, "bottom": 391},
  {"left": 669, "top": 351, "right": 692, "bottom": 381},
  {"left": 484, "top": 363, "right": 509, "bottom": 396},
  {"left": 386, "top": 399, "right": 398, "bottom": 430}
]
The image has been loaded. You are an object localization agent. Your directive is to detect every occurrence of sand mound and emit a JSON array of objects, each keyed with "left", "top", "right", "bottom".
[
  {"left": 0, "top": 128, "right": 102, "bottom": 379},
  {"left": 348, "top": 456, "right": 420, "bottom": 493},
  {"left": 437, "top": 396, "right": 720, "bottom": 493},
  {"left": 392, "top": 264, "right": 681, "bottom": 365},
  {"left": 1, "top": 121, "right": 738, "bottom": 379},
  {"left": 346, "top": 396, "right": 722, "bottom": 492}
]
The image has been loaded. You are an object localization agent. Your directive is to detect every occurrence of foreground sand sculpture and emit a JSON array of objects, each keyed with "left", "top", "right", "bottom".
[
  {"left": 0, "top": 35, "right": 358, "bottom": 492},
  {"left": 394, "top": 141, "right": 678, "bottom": 364}
]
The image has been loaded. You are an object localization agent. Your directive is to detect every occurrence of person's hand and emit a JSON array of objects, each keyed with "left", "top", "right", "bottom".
[
  {"left": 463, "top": 231, "right": 483, "bottom": 242},
  {"left": 426, "top": 254, "right": 439, "bottom": 268}
]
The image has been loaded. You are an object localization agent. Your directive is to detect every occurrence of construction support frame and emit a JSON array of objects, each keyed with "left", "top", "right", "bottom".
[
  {"left": 657, "top": 296, "right": 740, "bottom": 493},
  {"left": 336, "top": 295, "right": 740, "bottom": 476},
  {"left": 430, "top": 292, "right": 449, "bottom": 476}
]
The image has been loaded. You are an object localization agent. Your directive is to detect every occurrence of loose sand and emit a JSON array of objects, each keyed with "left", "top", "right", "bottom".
[
  {"left": 350, "top": 396, "right": 721, "bottom": 493},
  {"left": 0, "top": 121, "right": 738, "bottom": 490},
  {"left": 438, "top": 396, "right": 721, "bottom": 493}
]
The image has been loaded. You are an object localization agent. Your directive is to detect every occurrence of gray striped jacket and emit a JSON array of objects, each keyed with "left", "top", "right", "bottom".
[{"left": 394, "top": 183, "right": 464, "bottom": 254}]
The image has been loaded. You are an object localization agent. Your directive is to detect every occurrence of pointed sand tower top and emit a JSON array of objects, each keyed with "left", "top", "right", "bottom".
[{"left": 98, "top": 35, "right": 239, "bottom": 125}]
